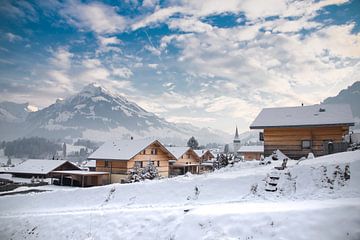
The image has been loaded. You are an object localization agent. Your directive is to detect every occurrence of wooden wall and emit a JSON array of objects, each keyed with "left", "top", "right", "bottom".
[
  {"left": 241, "top": 152, "right": 262, "bottom": 161},
  {"left": 263, "top": 125, "right": 349, "bottom": 159}
]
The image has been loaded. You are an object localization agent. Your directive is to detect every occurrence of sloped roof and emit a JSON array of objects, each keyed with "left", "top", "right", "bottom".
[
  {"left": 250, "top": 104, "right": 354, "bottom": 129},
  {"left": 88, "top": 138, "right": 175, "bottom": 160},
  {"left": 165, "top": 146, "right": 191, "bottom": 159},
  {"left": 6, "top": 159, "right": 79, "bottom": 175},
  {"left": 238, "top": 145, "right": 264, "bottom": 153},
  {"left": 194, "top": 149, "right": 214, "bottom": 158}
]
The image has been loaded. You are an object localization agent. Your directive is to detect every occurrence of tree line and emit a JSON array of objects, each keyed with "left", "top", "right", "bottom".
[{"left": 1, "top": 137, "right": 61, "bottom": 159}]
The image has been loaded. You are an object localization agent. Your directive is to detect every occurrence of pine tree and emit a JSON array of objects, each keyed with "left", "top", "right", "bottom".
[{"left": 187, "top": 136, "right": 199, "bottom": 149}]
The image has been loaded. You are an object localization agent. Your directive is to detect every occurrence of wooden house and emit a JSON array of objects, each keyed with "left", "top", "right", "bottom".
[
  {"left": 166, "top": 147, "right": 201, "bottom": 175},
  {"left": 88, "top": 138, "right": 176, "bottom": 183},
  {"left": 250, "top": 104, "right": 354, "bottom": 159},
  {"left": 237, "top": 145, "right": 264, "bottom": 160},
  {"left": 194, "top": 149, "right": 215, "bottom": 161}
]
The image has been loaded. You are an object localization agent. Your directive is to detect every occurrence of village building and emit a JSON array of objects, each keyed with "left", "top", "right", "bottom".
[
  {"left": 5, "top": 159, "right": 80, "bottom": 178},
  {"left": 166, "top": 146, "right": 201, "bottom": 175},
  {"left": 233, "top": 126, "right": 241, "bottom": 156},
  {"left": 194, "top": 149, "right": 215, "bottom": 161},
  {"left": 237, "top": 145, "right": 264, "bottom": 160},
  {"left": 250, "top": 104, "right": 354, "bottom": 159},
  {"left": 88, "top": 138, "right": 176, "bottom": 183}
]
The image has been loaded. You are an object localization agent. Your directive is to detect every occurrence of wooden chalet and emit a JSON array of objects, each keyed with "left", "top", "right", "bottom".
[
  {"left": 166, "top": 146, "right": 201, "bottom": 175},
  {"left": 237, "top": 145, "right": 264, "bottom": 160},
  {"left": 250, "top": 104, "right": 354, "bottom": 159},
  {"left": 88, "top": 138, "right": 176, "bottom": 183},
  {"left": 194, "top": 149, "right": 215, "bottom": 161}
]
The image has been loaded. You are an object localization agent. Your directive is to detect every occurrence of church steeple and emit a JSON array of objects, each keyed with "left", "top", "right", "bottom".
[
  {"left": 233, "top": 126, "right": 241, "bottom": 154},
  {"left": 234, "top": 126, "right": 239, "bottom": 140}
]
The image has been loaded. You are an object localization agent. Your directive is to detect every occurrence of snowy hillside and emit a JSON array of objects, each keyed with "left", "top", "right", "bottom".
[
  {"left": 0, "top": 150, "right": 359, "bottom": 239},
  {"left": 1, "top": 84, "right": 231, "bottom": 144}
]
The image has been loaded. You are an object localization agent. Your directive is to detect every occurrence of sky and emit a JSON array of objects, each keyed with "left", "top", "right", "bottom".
[{"left": 0, "top": 0, "right": 359, "bottom": 134}]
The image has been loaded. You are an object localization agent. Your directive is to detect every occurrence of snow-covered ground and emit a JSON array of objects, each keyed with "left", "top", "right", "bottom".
[{"left": 0, "top": 151, "right": 359, "bottom": 239}]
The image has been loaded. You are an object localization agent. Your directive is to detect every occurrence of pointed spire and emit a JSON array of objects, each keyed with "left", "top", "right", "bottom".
[{"left": 234, "top": 126, "right": 239, "bottom": 139}]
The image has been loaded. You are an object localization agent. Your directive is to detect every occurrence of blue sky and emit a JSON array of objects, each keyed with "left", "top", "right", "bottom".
[{"left": 0, "top": 0, "right": 359, "bottom": 134}]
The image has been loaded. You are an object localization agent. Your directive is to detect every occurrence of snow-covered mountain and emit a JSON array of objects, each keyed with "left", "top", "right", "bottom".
[
  {"left": 0, "top": 101, "right": 36, "bottom": 123},
  {"left": 323, "top": 81, "right": 360, "bottom": 118},
  {"left": 322, "top": 81, "right": 360, "bottom": 129},
  {"left": 1, "top": 84, "right": 231, "bottom": 144}
]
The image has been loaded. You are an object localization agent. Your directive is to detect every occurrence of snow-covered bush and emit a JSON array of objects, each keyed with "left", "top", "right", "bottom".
[{"left": 126, "top": 161, "right": 159, "bottom": 183}]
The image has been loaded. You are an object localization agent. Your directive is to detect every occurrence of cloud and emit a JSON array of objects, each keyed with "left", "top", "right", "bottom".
[
  {"left": 61, "top": 1, "right": 127, "bottom": 34},
  {"left": 148, "top": 63, "right": 158, "bottom": 69},
  {"left": 5, "top": 33, "right": 22, "bottom": 42},
  {"left": 49, "top": 47, "right": 73, "bottom": 70},
  {"left": 142, "top": 0, "right": 159, "bottom": 8},
  {"left": 131, "top": 6, "right": 183, "bottom": 30},
  {"left": 144, "top": 45, "right": 161, "bottom": 56},
  {"left": 112, "top": 67, "right": 133, "bottom": 78}
]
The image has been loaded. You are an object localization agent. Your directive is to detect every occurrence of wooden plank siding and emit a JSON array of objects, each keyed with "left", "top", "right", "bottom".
[
  {"left": 263, "top": 125, "right": 349, "bottom": 159},
  {"left": 95, "top": 142, "right": 172, "bottom": 183}
]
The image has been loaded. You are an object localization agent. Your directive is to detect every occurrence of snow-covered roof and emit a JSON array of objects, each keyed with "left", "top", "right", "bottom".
[
  {"left": 83, "top": 160, "right": 96, "bottom": 168},
  {"left": 6, "top": 159, "right": 79, "bottom": 175},
  {"left": 194, "top": 149, "right": 213, "bottom": 158},
  {"left": 238, "top": 145, "right": 264, "bottom": 153},
  {"left": 250, "top": 104, "right": 354, "bottom": 129},
  {"left": 165, "top": 147, "right": 191, "bottom": 160},
  {"left": 88, "top": 138, "right": 174, "bottom": 160}
]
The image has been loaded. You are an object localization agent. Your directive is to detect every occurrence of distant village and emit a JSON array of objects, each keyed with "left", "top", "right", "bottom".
[{"left": 1, "top": 103, "right": 359, "bottom": 188}]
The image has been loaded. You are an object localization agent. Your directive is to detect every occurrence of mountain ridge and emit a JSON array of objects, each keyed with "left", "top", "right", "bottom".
[{"left": 0, "top": 84, "right": 231, "bottom": 144}]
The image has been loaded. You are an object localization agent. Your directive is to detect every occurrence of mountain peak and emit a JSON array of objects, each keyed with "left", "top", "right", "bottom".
[{"left": 80, "top": 83, "right": 106, "bottom": 96}]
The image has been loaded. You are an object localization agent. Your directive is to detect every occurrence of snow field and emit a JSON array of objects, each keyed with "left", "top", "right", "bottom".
[{"left": 0, "top": 150, "right": 359, "bottom": 239}]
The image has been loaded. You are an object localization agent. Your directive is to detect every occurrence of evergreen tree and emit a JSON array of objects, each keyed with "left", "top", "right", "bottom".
[{"left": 187, "top": 136, "right": 199, "bottom": 149}]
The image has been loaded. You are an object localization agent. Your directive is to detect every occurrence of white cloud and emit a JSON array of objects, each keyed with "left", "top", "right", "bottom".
[
  {"left": 50, "top": 47, "right": 73, "bottom": 70},
  {"left": 144, "top": 45, "right": 161, "bottom": 56},
  {"left": 131, "top": 6, "right": 183, "bottom": 30},
  {"left": 148, "top": 63, "right": 158, "bottom": 69},
  {"left": 62, "top": 1, "right": 127, "bottom": 34},
  {"left": 82, "top": 58, "right": 102, "bottom": 68},
  {"left": 5, "top": 32, "right": 22, "bottom": 42},
  {"left": 112, "top": 67, "right": 133, "bottom": 78},
  {"left": 142, "top": 0, "right": 159, "bottom": 8}
]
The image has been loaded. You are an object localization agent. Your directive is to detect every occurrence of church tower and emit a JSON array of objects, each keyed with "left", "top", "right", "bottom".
[{"left": 233, "top": 126, "right": 241, "bottom": 154}]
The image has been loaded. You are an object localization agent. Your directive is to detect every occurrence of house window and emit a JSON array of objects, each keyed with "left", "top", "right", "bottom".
[
  {"left": 135, "top": 161, "right": 143, "bottom": 168},
  {"left": 259, "top": 132, "right": 264, "bottom": 141},
  {"left": 151, "top": 148, "right": 157, "bottom": 155},
  {"left": 104, "top": 161, "right": 109, "bottom": 167},
  {"left": 187, "top": 154, "right": 191, "bottom": 158},
  {"left": 157, "top": 161, "right": 160, "bottom": 167},
  {"left": 302, "top": 140, "right": 311, "bottom": 149},
  {"left": 141, "top": 149, "right": 146, "bottom": 155}
]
